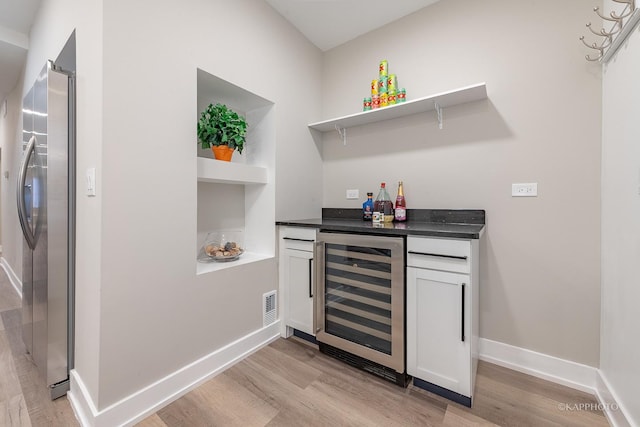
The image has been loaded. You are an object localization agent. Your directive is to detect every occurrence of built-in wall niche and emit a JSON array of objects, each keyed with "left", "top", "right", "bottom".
[
  {"left": 197, "top": 183, "right": 245, "bottom": 244},
  {"left": 197, "top": 69, "right": 272, "bottom": 164},
  {"left": 196, "top": 68, "right": 276, "bottom": 275}
]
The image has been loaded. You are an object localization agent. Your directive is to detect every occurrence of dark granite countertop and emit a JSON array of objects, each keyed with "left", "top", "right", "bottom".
[{"left": 276, "top": 209, "right": 485, "bottom": 239}]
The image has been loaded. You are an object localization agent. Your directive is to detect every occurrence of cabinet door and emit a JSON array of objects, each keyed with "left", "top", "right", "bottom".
[
  {"left": 284, "top": 248, "right": 315, "bottom": 335},
  {"left": 407, "top": 267, "right": 471, "bottom": 397}
]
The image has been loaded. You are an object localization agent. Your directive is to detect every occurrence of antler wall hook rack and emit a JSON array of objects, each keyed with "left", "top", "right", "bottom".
[{"left": 580, "top": 0, "right": 639, "bottom": 62}]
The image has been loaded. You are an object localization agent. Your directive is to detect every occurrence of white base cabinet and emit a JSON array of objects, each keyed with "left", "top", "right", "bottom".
[
  {"left": 278, "top": 227, "right": 317, "bottom": 337},
  {"left": 406, "top": 235, "right": 480, "bottom": 407},
  {"left": 283, "top": 247, "right": 314, "bottom": 335},
  {"left": 407, "top": 267, "right": 471, "bottom": 398}
]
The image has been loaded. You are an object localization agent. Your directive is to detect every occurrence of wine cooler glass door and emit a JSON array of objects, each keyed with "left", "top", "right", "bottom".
[{"left": 316, "top": 232, "right": 404, "bottom": 373}]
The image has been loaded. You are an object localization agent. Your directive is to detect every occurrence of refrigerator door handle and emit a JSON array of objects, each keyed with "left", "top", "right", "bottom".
[{"left": 17, "top": 135, "right": 37, "bottom": 250}]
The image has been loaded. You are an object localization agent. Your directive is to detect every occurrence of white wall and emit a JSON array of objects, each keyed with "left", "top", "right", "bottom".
[
  {"left": 601, "top": 24, "right": 640, "bottom": 426},
  {"left": 321, "top": 0, "right": 602, "bottom": 366},
  {"left": 95, "top": 0, "right": 322, "bottom": 409}
]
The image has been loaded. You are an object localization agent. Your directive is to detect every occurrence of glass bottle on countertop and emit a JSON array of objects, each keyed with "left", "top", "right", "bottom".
[
  {"left": 362, "top": 192, "right": 374, "bottom": 221},
  {"left": 394, "top": 181, "right": 407, "bottom": 222},
  {"left": 373, "top": 182, "right": 394, "bottom": 223}
]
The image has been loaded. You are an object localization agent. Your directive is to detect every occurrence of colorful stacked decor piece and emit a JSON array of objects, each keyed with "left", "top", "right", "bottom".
[
  {"left": 398, "top": 88, "right": 406, "bottom": 103},
  {"left": 364, "top": 59, "right": 407, "bottom": 110}
]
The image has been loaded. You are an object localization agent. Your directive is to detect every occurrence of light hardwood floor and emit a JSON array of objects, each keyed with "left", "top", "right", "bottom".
[
  {"left": 0, "top": 267, "right": 608, "bottom": 426},
  {"left": 0, "top": 266, "right": 79, "bottom": 427},
  {"left": 136, "top": 337, "right": 609, "bottom": 427}
]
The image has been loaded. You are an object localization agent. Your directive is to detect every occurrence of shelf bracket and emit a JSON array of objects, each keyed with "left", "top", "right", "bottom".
[
  {"left": 335, "top": 124, "right": 347, "bottom": 145},
  {"left": 434, "top": 101, "right": 443, "bottom": 130}
]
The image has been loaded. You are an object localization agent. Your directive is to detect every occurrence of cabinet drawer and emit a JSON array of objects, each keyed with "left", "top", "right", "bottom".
[
  {"left": 280, "top": 227, "right": 316, "bottom": 251},
  {"left": 407, "top": 236, "right": 470, "bottom": 274}
]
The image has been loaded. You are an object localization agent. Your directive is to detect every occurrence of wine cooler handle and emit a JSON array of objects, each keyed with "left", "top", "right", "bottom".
[
  {"left": 461, "top": 283, "right": 466, "bottom": 342},
  {"left": 314, "top": 241, "right": 324, "bottom": 334}
]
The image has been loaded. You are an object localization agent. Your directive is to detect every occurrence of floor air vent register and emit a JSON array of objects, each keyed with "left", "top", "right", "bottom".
[{"left": 263, "top": 291, "right": 277, "bottom": 326}]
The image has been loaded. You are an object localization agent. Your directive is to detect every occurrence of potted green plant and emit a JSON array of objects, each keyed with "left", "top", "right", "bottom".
[{"left": 197, "top": 103, "right": 248, "bottom": 161}]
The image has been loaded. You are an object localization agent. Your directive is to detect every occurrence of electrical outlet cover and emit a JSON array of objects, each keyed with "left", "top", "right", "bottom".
[
  {"left": 512, "top": 183, "right": 537, "bottom": 197},
  {"left": 346, "top": 189, "right": 359, "bottom": 199}
]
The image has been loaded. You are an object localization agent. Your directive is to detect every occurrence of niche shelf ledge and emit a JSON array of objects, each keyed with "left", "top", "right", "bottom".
[
  {"left": 308, "top": 82, "right": 487, "bottom": 132},
  {"left": 196, "top": 252, "right": 274, "bottom": 275},
  {"left": 197, "top": 157, "right": 268, "bottom": 185}
]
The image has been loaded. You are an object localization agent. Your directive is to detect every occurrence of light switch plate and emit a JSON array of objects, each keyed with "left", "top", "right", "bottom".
[
  {"left": 512, "top": 183, "right": 537, "bottom": 197},
  {"left": 86, "top": 168, "right": 96, "bottom": 197},
  {"left": 346, "top": 189, "right": 359, "bottom": 199}
]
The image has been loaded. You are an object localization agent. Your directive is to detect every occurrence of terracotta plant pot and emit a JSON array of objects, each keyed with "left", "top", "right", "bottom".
[{"left": 211, "top": 145, "right": 235, "bottom": 162}]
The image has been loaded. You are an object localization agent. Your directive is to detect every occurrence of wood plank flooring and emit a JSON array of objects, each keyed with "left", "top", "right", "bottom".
[
  {"left": 139, "top": 337, "right": 609, "bottom": 427},
  {"left": 0, "top": 265, "right": 609, "bottom": 426},
  {"left": 0, "top": 265, "right": 78, "bottom": 427}
]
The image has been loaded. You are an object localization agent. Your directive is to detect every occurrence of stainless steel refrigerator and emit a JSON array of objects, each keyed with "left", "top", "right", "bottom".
[{"left": 17, "top": 60, "right": 75, "bottom": 399}]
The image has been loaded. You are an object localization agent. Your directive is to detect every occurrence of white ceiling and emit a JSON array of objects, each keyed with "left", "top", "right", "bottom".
[
  {"left": 1, "top": 0, "right": 438, "bottom": 101},
  {"left": 265, "top": 0, "right": 440, "bottom": 51},
  {"left": 0, "top": 0, "right": 41, "bottom": 102}
]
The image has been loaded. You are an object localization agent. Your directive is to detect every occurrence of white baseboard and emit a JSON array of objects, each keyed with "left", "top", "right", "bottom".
[
  {"left": 0, "top": 257, "right": 22, "bottom": 299},
  {"left": 594, "top": 370, "right": 634, "bottom": 427},
  {"left": 479, "top": 338, "right": 636, "bottom": 425},
  {"left": 478, "top": 338, "right": 597, "bottom": 394},
  {"left": 67, "top": 321, "right": 281, "bottom": 427}
]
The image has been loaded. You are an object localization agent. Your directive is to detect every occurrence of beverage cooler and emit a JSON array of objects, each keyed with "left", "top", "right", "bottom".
[{"left": 315, "top": 232, "right": 408, "bottom": 386}]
